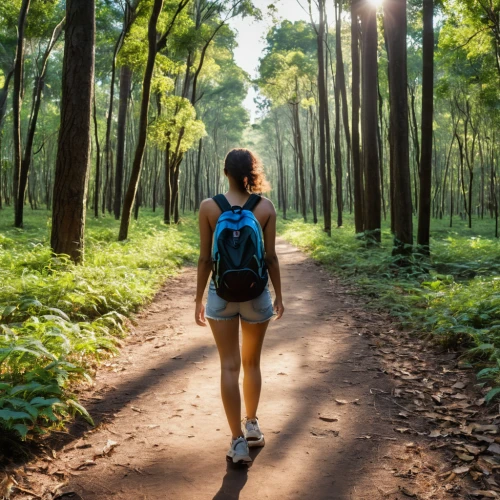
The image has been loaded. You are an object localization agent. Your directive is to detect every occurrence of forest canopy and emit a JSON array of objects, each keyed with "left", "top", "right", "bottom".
[{"left": 2, "top": 0, "right": 500, "bottom": 444}]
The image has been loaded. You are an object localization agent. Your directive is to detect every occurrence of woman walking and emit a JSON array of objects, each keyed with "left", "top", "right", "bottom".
[{"left": 195, "top": 148, "right": 284, "bottom": 464}]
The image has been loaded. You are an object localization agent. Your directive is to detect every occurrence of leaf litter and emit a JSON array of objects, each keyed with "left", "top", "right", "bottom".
[{"left": 365, "top": 318, "right": 500, "bottom": 498}]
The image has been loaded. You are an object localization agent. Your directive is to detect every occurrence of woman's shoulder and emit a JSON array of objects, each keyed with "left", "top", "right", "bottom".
[
  {"left": 257, "top": 196, "right": 276, "bottom": 213},
  {"left": 199, "top": 198, "right": 219, "bottom": 213}
]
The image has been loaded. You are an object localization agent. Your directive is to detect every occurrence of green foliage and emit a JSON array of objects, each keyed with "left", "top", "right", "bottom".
[
  {"left": 278, "top": 215, "right": 500, "bottom": 398},
  {"left": 148, "top": 95, "right": 206, "bottom": 153},
  {"left": 0, "top": 209, "right": 199, "bottom": 440}
]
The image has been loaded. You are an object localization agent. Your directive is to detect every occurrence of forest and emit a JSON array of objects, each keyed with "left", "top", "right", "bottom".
[{"left": 2, "top": 0, "right": 500, "bottom": 495}]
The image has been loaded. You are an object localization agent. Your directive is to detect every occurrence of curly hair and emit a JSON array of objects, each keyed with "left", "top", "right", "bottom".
[{"left": 224, "top": 148, "right": 271, "bottom": 194}]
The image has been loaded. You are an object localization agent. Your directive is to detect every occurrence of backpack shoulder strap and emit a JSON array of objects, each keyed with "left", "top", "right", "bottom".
[
  {"left": 242, "top": 194, "right": 262, "bottom": 213},
  {"left": 212, "top": 194, "right": 232, "bottom": 213}
]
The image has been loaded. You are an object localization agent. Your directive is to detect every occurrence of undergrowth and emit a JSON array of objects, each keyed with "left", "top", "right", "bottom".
[
  {"left": 277, "top": 214, "right": 500, "bottom": 402},
  {"left": 0, "top": 209, "right": 198, "bottom": 441}
]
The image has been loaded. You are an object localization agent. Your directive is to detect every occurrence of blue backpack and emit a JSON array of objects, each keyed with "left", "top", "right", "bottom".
[{"left": 211, "top": 194, "right": 268, "bottom": 302}]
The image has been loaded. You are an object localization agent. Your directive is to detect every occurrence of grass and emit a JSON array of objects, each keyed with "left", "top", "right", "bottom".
[
  {"left": 0, "top": 208, "right": 199, "bottom": 442},
  {"left": 277, "top": 212, "right": 500, "bottom": 402}
]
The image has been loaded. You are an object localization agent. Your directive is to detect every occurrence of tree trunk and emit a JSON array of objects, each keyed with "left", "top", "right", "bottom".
[
  {"left": 114, "top": 64, "right": 132, "bottom": 219},
  {"left": 119, "top": 0, "right": 164, "bottom": 241},
  {"left": 194, "top": 137, "right": 202, "bottom": 212},
  {"left": 13, "top": 0, "right": 31, "bottom": 217},
  {"left": 317, "top": 0, "right": 331, "bottom": 235},
  {"left": 417, "top": 0, "right": 434, "bottom": 253},
  {"left": 164, "top": 143, "right": 172, "bottom": 224},
  {"left": 0, "top": 70, "right": 14, "bottom": 135},
  {"left": 16, "top": 18, "right": 64, "bottom": 228},
  {"left": 93, "top": 92, "right": 101, "bottom": 218},
  {"left": 293, "top": 91, "right": 307, "bottom": 221},
  {"left": 385, "top": 0, "right": 413, "bottom": 254},
  {"left": 361, "top": 1, "right": 381, "bottom": 242},
  {"left": 51, "top": 0, "right": 95, "bottom": 263},
  {"left": 309, "top": 107, "right": 318, "bottom": 224},
  {"left": 351, "top": 0, "right": 363, "bottom": 233},
  {"left": 104, "top": 4, "right": 135, "bottom": 217}
]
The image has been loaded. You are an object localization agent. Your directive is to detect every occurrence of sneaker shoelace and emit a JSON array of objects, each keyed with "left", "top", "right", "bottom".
[{"left": 246, "top": 419, "right": 258, "bottom": 432}]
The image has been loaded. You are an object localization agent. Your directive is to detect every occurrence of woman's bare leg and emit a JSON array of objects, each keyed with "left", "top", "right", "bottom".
[
  {"left": 208, "top": 317, "right": 243, "bottom": 439},
  {"left": 241, "top": 320, "right": 270, "bottom": 419}
]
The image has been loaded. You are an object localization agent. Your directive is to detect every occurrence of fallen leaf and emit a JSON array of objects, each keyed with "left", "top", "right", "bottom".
[
  {"left": 310, "top": 428, "right": 339, "bottom": 438},
  {"left": 456, "top": 453, "right": 475, "bottom": 462},
  {"left": 431, "top": 394, "right": 441, "bottom": 404},
  {"left": 467, "top": 424, "right": 498, "bottom": 434},
  {"left": 335, "top": 398, "right": 359, "bottom": 405},
  {"left": 74, "top": 460, "right": 97, "bottom": 470},
  {"left": 465, "top": 444, "right": 484, "bottom": 455},
  {"left": 429, "top": 430, "right": 442, "bottom": 438},
  {"left": 451, "top": 393, "right": 468, "bottom": 400},
  {"left": 277, "top": 372, "right": 287, "bottom": 376},
  {"left": 319, "top": 415, "right": 338, "bottom": 423},
  {"left": 453, "top": 382, "right": 467, "bottom": 390},
  {"left": 470, "top": 491, "right": 499, "bottom": 498},
  {"left": 95, "top": 439, "right": 119, "bottom": 458},
  {"left": 489, "top": 443, "right": 500, "bottom": 455},
  {"left": 453, "top": 465, "right": 470, "bottom": 474}
]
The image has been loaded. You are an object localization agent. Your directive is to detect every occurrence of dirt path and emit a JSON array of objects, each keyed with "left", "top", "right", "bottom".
[{"left": 12, "top": 239, "right": 485, "bottom": 499}]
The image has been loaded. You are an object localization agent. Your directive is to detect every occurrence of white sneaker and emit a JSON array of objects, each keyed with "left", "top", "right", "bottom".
[
  {"left": 226, "top": 436, "right": 252, "bottom": 464},
  {"left": 244, "top": 417, "right": 265, "bottom": 447}
]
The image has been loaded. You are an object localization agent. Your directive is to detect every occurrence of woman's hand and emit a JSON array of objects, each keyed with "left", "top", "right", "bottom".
[
  {"left": 274, "top": 298, "right": 284, "bottom": 320},
  {"left": 195, "top": 301, "right": 207, "bottom": 327}
]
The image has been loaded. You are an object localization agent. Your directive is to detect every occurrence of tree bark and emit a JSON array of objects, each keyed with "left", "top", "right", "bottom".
[
  {"left": 119, "top": 0, "right": 164, "bottom": 240},
  {"left": 317, "top": 0, "right": 331, "bottom": 235},
  {"left": 384, "top": 0, "right": 413, "bottom": 254},
  {"left": 93, "top": 92, "right": 101, "bottom": 218},
  {"left": 114, "top": 65, "right": 132, "bottom": 219},
  {"left": 361, "top": 0, "right": 381, "bottom": 242},
  {"left": 292, "top": 85, "right": 307, "bottom": 221},
  {"left": 351, "top": 0, "right": 363, "bottom": 233},
  {"left": 51, "top": 0, "right": 95, "bottom": 263},
  {"left": 417, "top": 0, "right": 434, "bottom": 253},
  {"left": 0, "top": 70, "right": 14, "bottom": 134},
  {"left": 194, "top": 137, "right": 203, "bottom": 212},
  {"left": 12, "top": 0, "right": 31, "bottom": 215},
  {"left": 16, "top": 18, "right": 64, "bottom": 228}
]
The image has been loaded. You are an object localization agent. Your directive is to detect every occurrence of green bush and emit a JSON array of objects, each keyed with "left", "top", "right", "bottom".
[
  {"left": 278, "top": 214, "right": 500, "bottom": 400},
  {"left": 0, "top": 209, "right": 199, "bottom": 439}
]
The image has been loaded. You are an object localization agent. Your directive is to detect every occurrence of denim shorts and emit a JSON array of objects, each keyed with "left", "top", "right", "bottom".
[{"left": 205, "top": 281, "right": 275, "bottom": 324}]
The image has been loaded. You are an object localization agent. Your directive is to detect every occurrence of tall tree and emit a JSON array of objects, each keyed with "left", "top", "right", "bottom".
[
  {"left": 15, "top": 17, "right": 64, "bottom": 228},
  {"left": 417, "top": 0, "right": 435, "bottom": 253},
  {"left": 118, "top": 0, "right": 189, "bottom": 240},
  {"left": 113, "top": 64, "right": 132, "bottom": 220},
  {"left": 103, "top": 1, "right": 138, "bottom": 217},
  {"left": 385, "top": 0, "right": 413, "bottom": 254},
  {"left": 316, "top": 0, "right": 331, "bottom": 235},
  {"left": 12, "top": 0, "right": 31, "bottom": 216},
  {"left": 351, "top": 0, "right": 364, "bottom": 233},
  {"left": 360, "top": 0, "right": 381, "bottom": 242},
  {"left": 51, "top": 0, "right": 95, "bottom": 263}
]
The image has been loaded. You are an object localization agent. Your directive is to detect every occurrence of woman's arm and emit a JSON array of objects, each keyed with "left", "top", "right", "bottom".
[
  {"left": 195, "top": 200, "right": 213, "bottom": 327},
  {"left": 263, "top": 205, "right": 284, "bottom": 320}
]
